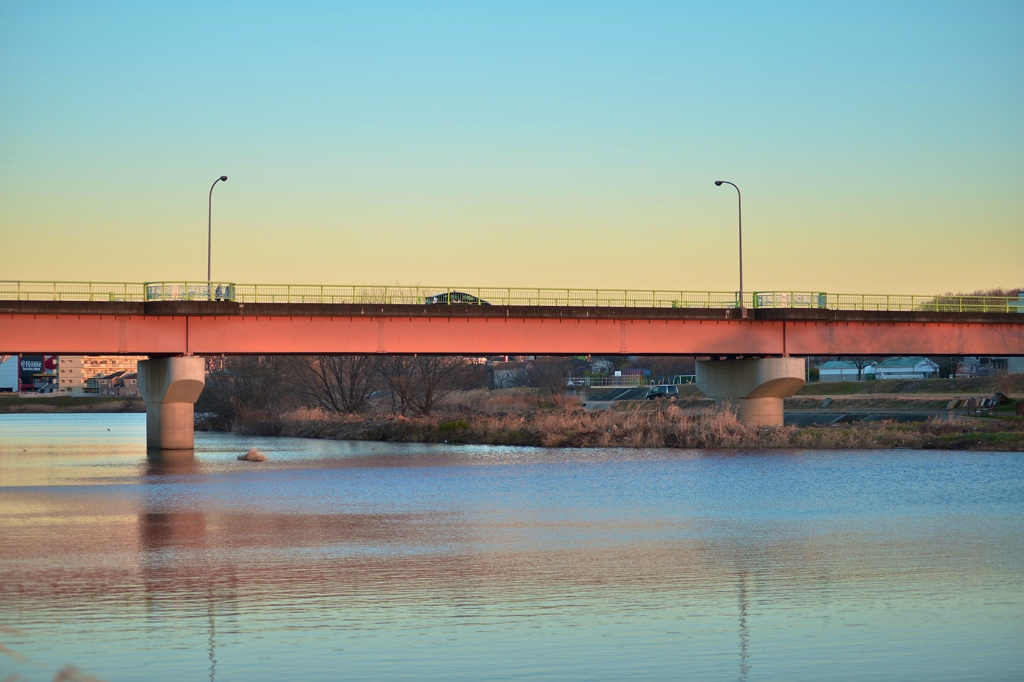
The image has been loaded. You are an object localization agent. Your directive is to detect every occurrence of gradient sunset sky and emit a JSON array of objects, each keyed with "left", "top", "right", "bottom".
[{"left": 1, "top": 2, "right": 1021, "bottom": 294}]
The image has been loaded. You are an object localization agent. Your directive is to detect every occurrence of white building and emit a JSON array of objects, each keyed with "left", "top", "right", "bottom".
[
  {"left": 873, "top": 356, "right": 940, "bottom": 380},
  {"left": 0, "top": 355, "right": 18, "bottom": 392},
  {"left": 817, "top": 360, "right": 877, "bottom": 382},
  {"left": 818, "top": 360, "right": 858, "bottom": 382}
]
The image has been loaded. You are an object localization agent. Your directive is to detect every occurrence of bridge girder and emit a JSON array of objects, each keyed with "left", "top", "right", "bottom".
[{"left": 2, "top": 304, "right": 1023, "bottom": 357}]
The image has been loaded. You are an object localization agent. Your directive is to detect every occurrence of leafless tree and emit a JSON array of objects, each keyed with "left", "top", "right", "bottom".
[
  {"left": 374, "top": 355, "right": 468, "bottom": 416},
  {"left": 960, "top": 287, "right": 1022, "bottom": 297},
  {"left": 843, "top": 356, "right": 878, "bottom": 381},
  {"left": 196, "top": 355, "right": 294, "bottom": 429},
  {"left": 293, "top": 355, "right": 378, "bottom": 414},
  {"left": 229, "top": 355, "right": 293, "bottom": 410},
  {"left": 528, "top": 357, "right": 577, "bottom": 396}
]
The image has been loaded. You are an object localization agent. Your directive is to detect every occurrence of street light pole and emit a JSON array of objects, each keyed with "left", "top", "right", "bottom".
[
  {"left": 714, "top": 180, "right": 743, "bottom": 310},
  {"left": 208, "top": 175, "right": 228, "bottom": 284}
]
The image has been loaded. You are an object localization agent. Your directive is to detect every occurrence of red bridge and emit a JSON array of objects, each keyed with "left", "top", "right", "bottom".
[
  {"left": 3, "top": 283, "right": 1022, "bottom": 446},
  {"left": 4, "top": 300, "right": 1023, "bottom": 357}
]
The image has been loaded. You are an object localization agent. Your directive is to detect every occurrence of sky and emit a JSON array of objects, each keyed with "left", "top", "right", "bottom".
[{"left": 1, "top": 1, "right": 1021, "bottom": 295}]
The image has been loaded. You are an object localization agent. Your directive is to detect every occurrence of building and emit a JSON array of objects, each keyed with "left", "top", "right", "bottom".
[
  {"left": 0, "top": 355, "right": 18, "bottom": 392},
  {"left": 817, "top": 360, "right": 878, "bottom": 382},
  {"left": 955, "top": 356, "right": 1007, "bottom": 377},
  {"left": 17, "top": 355, "right": 58, "bottom": 392},
  {"left": 873, "top": 356, "right": 940, "bottom": 380},
  {"left": 97, "top": 371, "right": 127, "bottom": 396},
  {"left": 817, "top": 360, "right": 859, "bottom": 382},
  {"left": 97, "top": 371, "right": 140, "bottom": 397},
  {"left": 58, "top": 356, "right": 148, "bottom": 394},
  {"left": 492, "top": 361, "right": 532, "bottom": 388},
  {"left": 120, "top": 373, "right": 139, "bottom": 397}
]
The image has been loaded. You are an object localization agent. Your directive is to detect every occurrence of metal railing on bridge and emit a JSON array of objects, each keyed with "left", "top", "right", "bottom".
[
  {"left": 0, "top": 281, "right": 146, "bottom": 302},
  {"left": 577, "top": 375, "right": 697, "bottom": 388},
  {"left": 1, "top": 280, "right": 1021, "bottom": 314}
]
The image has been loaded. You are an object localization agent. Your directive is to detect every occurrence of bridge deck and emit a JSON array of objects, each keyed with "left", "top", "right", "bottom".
[
  {"left": 5, "top": 299, "right": 1024, "bottom": 322},
  {"left": 3, "top": 301, "right": 1022, "bottom": 357}
]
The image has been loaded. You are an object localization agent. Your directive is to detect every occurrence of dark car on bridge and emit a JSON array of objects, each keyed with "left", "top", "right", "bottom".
[{"left": 424, "top": 291, "right": 491, "bottom": 305}]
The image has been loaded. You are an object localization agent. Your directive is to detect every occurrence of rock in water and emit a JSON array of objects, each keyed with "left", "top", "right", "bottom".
[{"left": 238, "top": 448, "right": 268, "bottom": 462}]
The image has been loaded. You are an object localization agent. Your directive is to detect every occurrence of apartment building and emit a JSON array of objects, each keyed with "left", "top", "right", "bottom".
[{"left": 58, "top": 356, "right": 148, "bottom": 394}]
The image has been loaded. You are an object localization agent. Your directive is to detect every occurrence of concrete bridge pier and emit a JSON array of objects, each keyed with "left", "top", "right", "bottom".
[
  {"left": 696, "top": 357, "right": 806, "bottom": 426},
  {"left": 138, "top": 356, "right": 206, "bottom": 450}
]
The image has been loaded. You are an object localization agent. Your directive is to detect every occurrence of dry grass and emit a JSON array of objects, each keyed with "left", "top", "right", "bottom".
[
  {"left": 443, "top": 388, "right": 552, "bottom": 413},
  {"left": 521, "top": 405, "right": 791, "bottom": 448},
  {"left": 284, "top": 406, "right": 345, "bottom": 422},
  {"left": 321, "top": 404, "right": 775, "bottom": 448},
  {"left": 214, "top": 384, "right": 1024, "bottom": 452},
  {"left": 231, "top": 403, "right": 1024, "bottom": 451}
]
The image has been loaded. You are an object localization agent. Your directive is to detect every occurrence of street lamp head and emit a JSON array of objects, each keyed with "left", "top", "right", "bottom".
[
  {"left": 713, "top": 179, "right": 743, "bottom": 310},
  {"left": 220, "top": 175, "right": 228, "bottom": 182}
]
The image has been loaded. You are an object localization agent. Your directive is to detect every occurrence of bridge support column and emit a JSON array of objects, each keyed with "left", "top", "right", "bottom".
[
  {"left": 138, "top": 357, "right": 206, "bottom": 450},
  {"left": 696, "top": 357, "right": 806, "bottom": 426}
]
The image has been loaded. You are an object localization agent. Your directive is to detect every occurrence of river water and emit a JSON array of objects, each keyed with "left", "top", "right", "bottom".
[{"left": 1, "top": 413, "right": 1022, "bottom": 681}]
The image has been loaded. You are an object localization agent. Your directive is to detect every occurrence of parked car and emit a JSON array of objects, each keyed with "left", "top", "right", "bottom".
[
  {"left": 646, "top": 385, "right": 679, "bottom": 400},
  {"left": 424, "top": 291, "right": 491, "bottom": 305}
]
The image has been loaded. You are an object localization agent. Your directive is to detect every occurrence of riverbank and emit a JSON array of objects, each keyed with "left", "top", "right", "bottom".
[
  {"left": 0, "top": 395, "right": 144, "bottom": 413},
  {"left": 7, "top": 379, "right": 1022, "bottom": 451},
  {"left": 232, "top": 403, "right": 1024, "bottom": 451}
]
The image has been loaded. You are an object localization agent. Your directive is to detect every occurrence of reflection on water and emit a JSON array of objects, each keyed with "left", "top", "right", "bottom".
[
  {"left": 1, "top": 413, "right": 1023, "bottom": 681},
  {"left": 737, "top": 569, "right": 749, "bottom": 682},
  {"left": 146, "top": 449, "right": 203, "bottom": 477}
]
